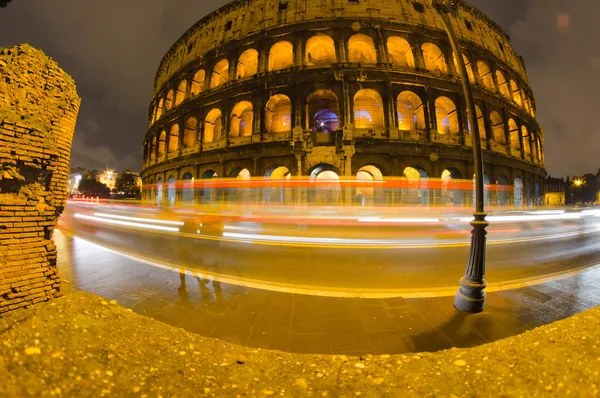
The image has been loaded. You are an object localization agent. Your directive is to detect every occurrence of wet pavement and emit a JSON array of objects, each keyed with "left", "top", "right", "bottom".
[{"left": 55, "top": 229, "right": 600, "bottom": 355}]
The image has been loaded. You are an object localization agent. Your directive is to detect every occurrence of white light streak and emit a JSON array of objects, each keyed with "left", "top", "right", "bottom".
[
  {"left": 358, "top": 217, "right": 440, "bottom": 224},
  {"left": 93, "top": 212, "right": 185, "bottom": 226},
  {"left": 75, "top": 213, "right": 180, "bottom": 232},
  {"left": 458, "top": 213, "right": 583, "bottom": 223}
]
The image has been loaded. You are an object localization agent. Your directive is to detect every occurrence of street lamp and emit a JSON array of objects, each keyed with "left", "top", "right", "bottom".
[
  {"left": 573, "top": 178, "right": 584, "bottom": 204},
  {"left": 431, "top": 0, "right": 488, "bottom": 313}
]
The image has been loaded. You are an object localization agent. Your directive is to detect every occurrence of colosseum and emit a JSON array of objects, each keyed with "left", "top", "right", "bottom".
[{"left": 141, "top": 0, "right": 546, "bottom": 207}]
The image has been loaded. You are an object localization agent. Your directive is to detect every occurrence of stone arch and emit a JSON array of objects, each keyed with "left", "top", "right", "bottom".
[
  {"left": 522, "top": 126, "right": 531, "bottom": 156},
  {"left": 508, "top": 119, "right": 520, "bottom": 150},
  {"left": 175, "top": 80, "right": 187, "bottom": 106},
  {"left": 357, "top": 165, "right": 383, "bottom": 180},
  {"left": 496, "top": 173, "right": 511, "bottom": 206},
  {"left": 168, "top": 124, "right": 180, "bottom": 153},
  {"left": 156, "top": 99, "right": 163, "bottom": 120},
  {"left": 435, "top": 96, "right": 459, "bottom": 135},
  {"left": 157, "top": 130, "right": 166, "bottom": 156},
  {"left": 265, "top": 166, "right": 291, "bottom": 179},
  {"left": 441, "top": 167, "right": 463, "bottom": 204},
  {"left": 151, "top": 105, "right": 157, "bottom": 124},
  {"left": 490, "top": 111, "right": 506, "bottom": 144},
  {"left": 265, "top": 94, "right": 292, "bottom": 133},
  {"left": 404, "top": 166, "right": 429, "bottom": 204},
  {"left": 514, "top": 177, "right": 524, "bottom": 208},
  {"left": 150, "top": 136, "right": 157, "bottom": 161},
  {"left": 156, "top": 177, "right": 163, "bottom": 205},
  {"left": 269, "top": 41, "right": 294, "bottom": 71},
  {"left": 183, "top": 117, "right": 197, "bottom": 148},
  {"left": 442, "top": 167, "right": 462, "bottom": 180},
  {"left": 422, "top": 43, "right": 447, "bottom": 74},
  {"left": 387, "top": 36, "right": 414, "bottom": 68},
  {"left": 167, "top": 175, "right": 176, "bottom": 206},
  {"left": 510, "top": 80, "right": 523, "bottom": 106},
  {"left": 165, "top": 89, "right": 174, "bottom": 110},
  {"left": 307, "top": 89, "right": 340, "bottom": 133},
  {"left": 496, "top": 70, "right": 510, "bottom": 98},
  {"left": 230, "top": 101, "right": 253, "bottom": 137},
  {"left": 353, "top": 89, "right": 385, "bottom": 129},
  {"left": 181, "top": 172, "right": 194, "bottom": 204},
  {"left": 191, "top": 70, "right": 205, "bottom": 96},
  {"left": 468, "top": 105, "right": 486, "bottom": 141},
  {"left": 310, "top": 164, "right": 340, "bottom": 180},
  {"left": 210, "top": 59, "right": 229, "bottom": 89},
  {"left": 477, "top": 60, "right": 494, "bottom": 89},
  {"left": 453, "top": 54, "right": 475, "bottom": 82},
  {"left": 230, "top": 167, "right": 251, "bottom": 180},
  {"left": 397, "top": 91, "right": 425, "bottom": 131},
  {"left": 202, "top": 170, "right": 218, "bottom": 178},
  {"left": 348, "top": 34, "right": 377, "bottom": 64},
  {"left": 404, "top": 166, "right": 428, "bottom": 180},
  {"left": 237, "top": 48, "right": 259, "bottom": 79},
  {"left": 306, "top": 34, "right": 336, "bottom": 66},
  {"left": 204, "top": 108, "right": 223, "bottom": 143}
]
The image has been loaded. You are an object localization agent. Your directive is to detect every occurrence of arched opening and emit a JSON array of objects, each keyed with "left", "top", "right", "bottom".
[
  {"left": 403, "top": 166, "right": 429, "bottom": 205},
  {"left": 422, "top": 43, "right": 447, "bottom": 74},
  {"left": 175, "top": 80, "right": 187, "bottom": 106},
  {"left": 266, "top": 166, "right": 291, "bottom": 179},
  {"left": 156, "top": 178, "right": 163, "bottom": 205},
  {"left": 264, "top": 166, "right": 291, "bottom": 204},
  {"left": 230, "top": 101, "right": 254, "bottom": 137},
  {"left": 230, "top": 168, "right": 251, "bottom": 180},
  {"left": 201, "top": 170, "right": 218, "bottom": 203},
  {"left": 522, "top": 126, "right": 531, "bottom": 158},
  {"left": 202, "top": 170, "right": 218, "bottom": 179},
  {"left": 397, "top": 91, "right": 425, "bottom": 131},
  {"left": 165, "top": 90, "right": 174, "bottom": 111},
  {"left": 191, "top": 70, "right": 205, "bottom": 96},
  {"left": 496, "top": 174, "right": 510, "bottom": 206},
  {"left": 183, "top": 117, "right": 197, "bottom": 148},
  {"left": 348, "top": 34, "right": 377, "bottom": 64},
  {"left": 477, "top": 60, "right": 494, "bottom": 90},
  {"left": 468, "top": 105, "right": 486, "bottom": 141},
  {"left": 509, "top": 119, "right": 520, "bottom": 151},
  {"left": 151, "top": 106, "right": 157, "bottom": 124},
  {"left": 472, "top": 173, "right": 491, "bottom": 207},
  {"left": 210, "top": 59, "right": 229, "bottom": 89},
  {"left": 306, "top": 34, "right": 336, "bottom": 66},
  {"left": 490, "top": 111, "right": 506, "bottom": 145},
  {"left": 237, "top": 49, "right": 259, "bottom": 79},
  {"left": 453, "top": 53, "right": 475, "bottom": 82},
  {"left": 496, "top": 70, "right": 510, "bottom": 98},
  {"left": 435, "top": 96, "right": 459, "bottom": 135},
  {"left": 265, "top": 94, "right": 292, "bottom": 133},
  {"left": 181, "top": 172, "right": 194, "bottom": 204},
  {"left": 150, "top": 137, "right": 157, "bottom": 161},
  {"left": 354, "top": 89, "right": 385, "bottom": 129},
  {"left": 514, "top": 177, "right": 524, "bottom": 208},
  {"left": 441, "top": 168, "right": 463, "bottom": 205},
  {"left": 309, "top": 164, "right": 341, "bottom": 204},
  {"left": 387, "top": 36, "right": 414, "bottom": 68},
  {"left": 307, "top": 90, "right": 339, "bottom": 133},
  {"left": 268, "top": 41, "right": 294, "bottom": 71},
  {"left": 531, "top": 134, "right": 539, "bottom": 163},
  {"left": 167, "top": 176, "right": 176, "bottom": 206},
  {"left": 356, "top": 165, "right": 384, "bottom": 206},
  {"left": 523, "top": 95, "right": 531, "bottom": 113},
  {"left": 157, "top": 131, "right": 166, "bottom": 156},
  {"left": 168, "top": 124, "right": 180, "bottom": 153},
  {"left": 204, "top": 109, "right": 223, "bottom": 143},
  {"left": 510, "top": 80, "right": 523, "bottom": 106},
  {"left": 156, "top": 99, "right": 164, "bottom": 120}
]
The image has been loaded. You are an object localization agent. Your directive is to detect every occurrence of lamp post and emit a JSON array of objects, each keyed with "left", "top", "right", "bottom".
[
  {"left": 573, "top": 178, "right": 584, "bottom": 205},
  {"left": 431, "top": 0, "right": 488, "bottom": 313}
]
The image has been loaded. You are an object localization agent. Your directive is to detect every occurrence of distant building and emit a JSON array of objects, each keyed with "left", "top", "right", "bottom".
[
  {"left": 544, "top": 177, "right": 566, "bottom": 206},
  {"left": 68, "top": 167, "right": 141, "bottom": 195}
]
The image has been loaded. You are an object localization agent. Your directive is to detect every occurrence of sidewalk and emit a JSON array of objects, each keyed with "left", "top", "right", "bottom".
[{"left": 1, "top": 291, "right": 599, "bottom": 397}]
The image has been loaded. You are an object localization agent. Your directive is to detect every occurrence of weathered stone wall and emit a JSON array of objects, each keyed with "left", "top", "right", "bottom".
[{"left": 0, "top": 44, "right": 81, "bottom": 317}]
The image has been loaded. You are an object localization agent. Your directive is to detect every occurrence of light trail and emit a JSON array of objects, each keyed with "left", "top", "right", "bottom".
[
  {"left": 74, "top": 213, "right": 180, "bottom": 232},
  {"left": 93, "top": 212, "right": 185, "bottom": 226},
  {"left": 357, "top": 217, "right": 441, "bottom": 223}
]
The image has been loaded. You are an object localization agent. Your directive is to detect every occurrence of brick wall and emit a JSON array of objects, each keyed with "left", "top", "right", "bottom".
[{"left": 0, "top": 44, "right": 81, "bottom": 317}]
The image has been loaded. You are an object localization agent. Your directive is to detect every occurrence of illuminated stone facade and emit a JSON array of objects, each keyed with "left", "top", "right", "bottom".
[
  {"left": 141, "top": 0, "right": 546, "bottom": 206},
  {"left": 0, "top": 44, "right": 80, "bottom": 316}
]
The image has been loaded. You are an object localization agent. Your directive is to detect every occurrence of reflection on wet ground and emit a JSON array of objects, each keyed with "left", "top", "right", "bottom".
[{"left": 56, "top": 231, "right": 600, "bottom": 355}]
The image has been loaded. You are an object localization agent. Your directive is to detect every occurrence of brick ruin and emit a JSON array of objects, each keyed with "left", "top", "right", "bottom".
[{"left": 0, "top": 44, "right": 81, "bottom": 317}]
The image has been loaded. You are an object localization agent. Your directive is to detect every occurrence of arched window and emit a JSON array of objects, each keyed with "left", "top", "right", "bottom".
[
  {"left": 156, "top": 99, "right": 164, "bottom": 120},
  {"left": 210, "top": 59, "right": 229, "bottom": 89},
  {"left": 167, "top": 176, "right": 176, "bottom": 206},
  {"left": 508, "top": 119, "right": 520, "bottom": 149},
  {"left": 397, "top": 91, "right": 425, "bottom": 131},
  {"left": 496, "top": 70, "right": 510, "bottom": 98},
  {"left": 231, "top": 168, "right": 251, "bottom": 180},
  {"left": 165, "top": 90, "right": 174, "bottom": 110},
  {"left": 168, "top": 124, "right": 179, "bottom": 153},
  {"left": 190, "top": 70, "right": 205, "bottom": 96},
  {"left": 183, "top": 117, "right": 197, "bottom": 148},
  {"left": 181, "top": 173, "right": 194, "bottom": 204},
  {"left": 151, "top": 106, "right": 157, "bottom": 125},
  {"left": 175, "top": 80, "right": 187, "bottom": 106},
  {"left": 510, "top": 80, "right": 523, "bottom": 106},
  {"left": 230, "top": 101, "right": 254, "bottom": 137},
  {"left": 307, "top": 90, "right": 339, "bottom": 133},
  {"left": 266, "top": 166, "right": 291, "bottom": 179},
  {"left": 306, "top": 34, "right": 336, "bottom": 66},
  {"left": 422, "top": 43, "right": 447, "bottom": 74},
  {"left": 532, "top": 134, "right": 540, "bottom": 162},
  {"left": 204, "top": 109, "right": 223, "bottom": 143},
  {"left": 522, "top": 126, "right": 531, "bottom": 156},
  {"left": 348, "top": 34, "right": 377, "bottom": 64},
  {"left": 477, "top": 61, "right": 494, "bottom": 89},
  {"left": 156, "top": 178, "right": 163, "bottom": 205},
  {"left": 468, "top": 105, "right": 487, "bottom": 141},
  {"left": 237, "top": 49, "right": 259, "bottom": 79},
  {"left": 435, "top": 97, "right": 459, "bottom": 135},
  {"left": 150, "top": 137, "right": 157, "bottom": 160},
  {"left": 387, "top": 36, "right": 414, "bottom": 68},
  {"left": 157, "top": 131, "right": 166, "bottom": 156},
  {"left": 265, "top": 95, "right": 292, "bottom": 133},
  {"left": 268, "top": 41, "right": 294, "bottom": 71},
  {"left": 490, "top": 112, "right": 506, "bottom": 144},
  {"left": 453, "top": 54, "right": 475, "bottom": 82},
  {"left": 353, "top": 89, "right": 385, "bottom": 129}
]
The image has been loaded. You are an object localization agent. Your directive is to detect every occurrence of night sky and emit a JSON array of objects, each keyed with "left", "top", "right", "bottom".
[{"left": 1, "top": 0, "right": 598, "bottom": 177}]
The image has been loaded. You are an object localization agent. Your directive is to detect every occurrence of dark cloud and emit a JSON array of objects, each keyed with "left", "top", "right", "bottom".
[{"left": 1, "top": 0, "right": 598, "bottom": 176}]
